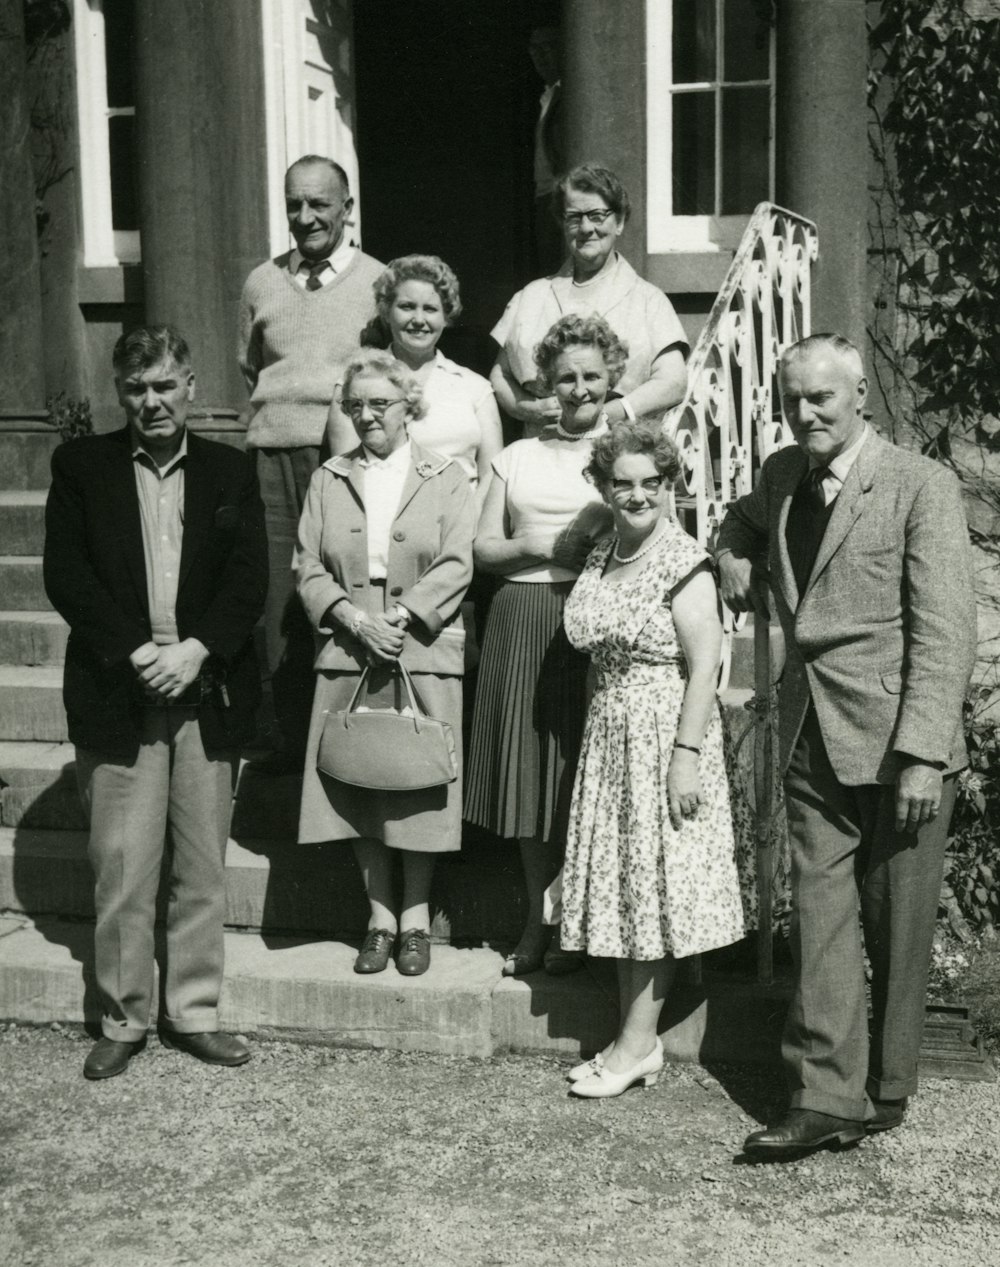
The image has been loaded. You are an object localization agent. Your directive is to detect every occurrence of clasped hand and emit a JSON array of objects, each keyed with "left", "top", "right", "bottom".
[
  {"left": 129, "top": 638, "right": 209, "bottom": 698},
  {"left": 357, "top": 610, "right": 406, "bottom": 664}
]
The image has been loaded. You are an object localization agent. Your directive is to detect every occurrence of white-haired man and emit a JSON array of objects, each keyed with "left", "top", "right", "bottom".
[{"left": 717, "top": 333, "right": 976, "bottom": 1156}]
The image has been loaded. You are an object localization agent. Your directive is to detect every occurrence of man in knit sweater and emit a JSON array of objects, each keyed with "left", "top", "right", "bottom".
[{"left": 238, "top": 155, "right": 383, "bottom": 770}]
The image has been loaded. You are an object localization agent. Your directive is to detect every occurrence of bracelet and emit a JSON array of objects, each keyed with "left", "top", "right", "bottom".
[
  {"left": 620, "top": 396, "right": 637, "bottom": 423},
  {"left": 674, "top": 742, "right": 700, "bottom": 755},
  {"left": 349, "top": 610, "right": 368, "bottom": 639}
]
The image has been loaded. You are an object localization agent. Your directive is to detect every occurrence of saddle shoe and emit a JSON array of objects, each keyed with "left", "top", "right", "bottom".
[{"left": 743, "top": 1108, "right": 865, "bottom": 1156}]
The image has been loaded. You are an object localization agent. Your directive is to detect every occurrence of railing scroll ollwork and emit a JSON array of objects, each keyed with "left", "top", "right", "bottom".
[{"left": 664, "top": 202, "right": 819, "bottom": 984}]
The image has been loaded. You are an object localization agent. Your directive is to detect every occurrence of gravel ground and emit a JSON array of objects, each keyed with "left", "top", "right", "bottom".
[{"left": 1, "top": 1024, "right": 998, "bottom": 1267}]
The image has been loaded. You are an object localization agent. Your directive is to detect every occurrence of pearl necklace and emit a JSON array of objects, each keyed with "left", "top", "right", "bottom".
[
  {"left": 554, "top": 411, "right": 609, "bottom": 441},
  {"left": 612, "top": 525, "right": 667, "bottom": 565}
]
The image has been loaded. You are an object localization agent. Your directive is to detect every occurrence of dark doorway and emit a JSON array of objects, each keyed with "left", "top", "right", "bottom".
[{"left": 353, "top": 1, "right": 559, "bottom": 376}]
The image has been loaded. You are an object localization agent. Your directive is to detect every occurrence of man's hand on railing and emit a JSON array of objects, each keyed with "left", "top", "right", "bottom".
[{"left": 717, "top": 551, "right": 770, "bottom": 617}]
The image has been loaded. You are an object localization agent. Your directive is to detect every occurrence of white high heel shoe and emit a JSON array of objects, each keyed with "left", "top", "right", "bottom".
[
  {"left": 569, "top": 1037, "right": 664, "bottom": 1099},
  {"left": 567, "top": 1052, "right": 605, "bottom": 1083}
]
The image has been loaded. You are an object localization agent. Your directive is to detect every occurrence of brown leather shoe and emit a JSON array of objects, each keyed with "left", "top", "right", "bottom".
[
  {"left": 866, "top": 1097, "right": 907, "bottom": 1133},
  {"left": 83, "top": 1037, "right": 144, "bottom": 1081},
  {"left": 354, "top": 928, "right": 396, "bottom": 975},
  {"left": 743, "top": 1108, "right": 865, "bottom": 1156},
  {"left": 159, "top": 1030, "right": 250, "bottom": 1066},
  {"left": 397, "top": 929, "right": 431, "bottom": 976}
]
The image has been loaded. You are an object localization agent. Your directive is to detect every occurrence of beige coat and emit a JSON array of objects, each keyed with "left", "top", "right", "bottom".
[
  {"left": 717, "top": 431, "right": 976, "bottom": 785},
  {"left": 295, "top": 441, "right": 475, "bottom": 676}
]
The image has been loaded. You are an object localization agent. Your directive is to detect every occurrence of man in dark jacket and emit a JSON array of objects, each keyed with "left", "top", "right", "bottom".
[{"left": 44, "top": 326, "right": 268, "bottom": 1080}]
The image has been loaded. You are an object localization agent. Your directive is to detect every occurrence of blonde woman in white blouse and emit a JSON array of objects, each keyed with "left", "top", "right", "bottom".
[{"left": 327, "top": 254, "right": 503, "bottom": 494}]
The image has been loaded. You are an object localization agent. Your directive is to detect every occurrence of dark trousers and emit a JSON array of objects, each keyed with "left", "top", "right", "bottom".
[
  {"left": 255, "top": 445, "right": 320, "bottom": 756},
  {"left": 782, "top": 706, "right": 954, "bottom": 1120}
]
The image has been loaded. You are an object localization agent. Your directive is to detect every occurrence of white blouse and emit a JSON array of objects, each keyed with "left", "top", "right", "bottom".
[{"left": 359, "top": 440, "right": 411, "bottom": 579}]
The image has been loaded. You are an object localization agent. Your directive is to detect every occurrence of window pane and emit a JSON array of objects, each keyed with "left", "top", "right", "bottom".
[
  {"left": 673, "top": 91, "right": 715, "bottom": 215},
  {"left": 721, "top": 86, "right": 770, "bottom": 214},
  {"left": 724, "top": 0, "right": 771, "bottom": 82},
  {"left": 109, "top": 114, "right": 140, "bottom": 230},
  {"left": 673, "top": 0, "right": 716, "bottom": 83},
  {"left": 104, "top": 0, "right": 136, "bottom": 108}
]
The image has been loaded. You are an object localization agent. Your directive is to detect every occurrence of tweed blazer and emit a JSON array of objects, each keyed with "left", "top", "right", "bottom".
[
  {"left": 717, "top": 431, "right": 976, "bottom": 786},
  {"left": 43, "top": 426, "right": 268, "bottom": 758},
  {"left": 295, "top": 441, "right": 474, "bottom": 676}
]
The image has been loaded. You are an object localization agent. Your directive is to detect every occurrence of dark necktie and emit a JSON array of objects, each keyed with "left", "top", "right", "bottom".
[
  {"left": 304, "top": 262, "right": 327, "bottom": 291},
  {"left": 807, "top": 466, "right": 830, "bottom": 512}
]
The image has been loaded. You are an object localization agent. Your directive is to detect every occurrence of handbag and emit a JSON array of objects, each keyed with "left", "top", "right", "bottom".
[{"left": 316, "top": 662, "right": 458, "bottom": 791}]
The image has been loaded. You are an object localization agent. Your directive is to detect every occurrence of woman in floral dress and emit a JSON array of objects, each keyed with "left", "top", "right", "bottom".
[{"left": 561, "top": 420, "right": 746, "bottom": 1098}]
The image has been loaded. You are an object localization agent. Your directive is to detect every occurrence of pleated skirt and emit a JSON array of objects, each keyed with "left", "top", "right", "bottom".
[
  {"left": 463, "top": 579, "right": 589, "bottom": 844},
  {"left": 298, "top": 665, "right": 463, "bottom": 853}
]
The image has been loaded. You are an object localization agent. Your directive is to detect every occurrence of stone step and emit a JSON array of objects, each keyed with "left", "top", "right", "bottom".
[
  {"left": 0, "top": 491, "right": 47, "bottom": 555},
  {"left": 0, "top": 667, "right": 66, "bottom": 741},
  {"left": 0, "top": 612, "right": 68, "bottom": 666},
  {"left": 0, "top": 557, "right": 50, "bottom": 612},
  {"left": 0, "top": 424, "right": 59, "bottom": 491},
  {"left": 0, "top": 743, "right": 80, "bottom": 829},
  {"left": 0, "top": 914, "right": 790, "bottom": 1066}
]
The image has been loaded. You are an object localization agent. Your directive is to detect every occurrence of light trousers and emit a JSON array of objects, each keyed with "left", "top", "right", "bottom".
[
  {"left": 782, "top": 706, "right": 953, "bottom": 1120},
  {"left": 76, "top": 709, "right": 237, "bottom": 1041}
]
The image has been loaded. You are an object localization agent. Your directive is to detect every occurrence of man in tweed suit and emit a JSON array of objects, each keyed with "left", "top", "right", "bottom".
[{"left": 716, "top": 333, "right": 976, "bottom": 1156}]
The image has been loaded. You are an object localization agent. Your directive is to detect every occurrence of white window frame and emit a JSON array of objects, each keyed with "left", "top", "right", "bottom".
[
  {"left": 74, "top": 0, "right": 140, "bottom": 266},
  {"left": 646, "top": 0, "right": 775, "bottom": 255},
  {"left": 261, "top": 0, "right": 362, "bottom": 259}
]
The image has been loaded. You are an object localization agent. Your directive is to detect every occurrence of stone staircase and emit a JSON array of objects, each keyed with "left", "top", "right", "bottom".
[{"left": 0, "top": 418, "right": 798, "bottom": 1066}]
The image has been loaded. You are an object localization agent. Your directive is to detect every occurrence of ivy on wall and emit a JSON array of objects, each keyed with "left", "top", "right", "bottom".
[{"left": 869, "top": 1, "right": 1000, "bottom": 449}]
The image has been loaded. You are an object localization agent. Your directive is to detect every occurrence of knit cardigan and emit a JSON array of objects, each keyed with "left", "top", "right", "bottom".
[{"left": 238, "top": 249, "right": 383, "bottom": 449}]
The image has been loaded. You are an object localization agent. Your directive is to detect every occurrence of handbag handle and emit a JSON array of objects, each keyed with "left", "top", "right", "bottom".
[{"left": 340, "top": 662, "right": 426, "bottom": 734}]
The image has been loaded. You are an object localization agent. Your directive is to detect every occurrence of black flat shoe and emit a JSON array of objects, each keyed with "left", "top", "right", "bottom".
[
  {"left": 866, "top": 1097, "right": 907, "bottom": 1133},
  {"left": 355, "top": 928, "right": 396, "bottom": 975},
  {"left": 159, "top": 1031, "right": 251, "bottom": 1066},
  {"left": 83, "top": 1036, "right": 144, "bottom": 1081},
  {"left": 397, "top": 929, "right": 431, "bottom": 976},
  {"left": 743, "top": 1108, "right": 865, "bottom": 1156}
]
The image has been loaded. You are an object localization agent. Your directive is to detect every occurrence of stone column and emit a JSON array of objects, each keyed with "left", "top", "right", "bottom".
[
  {"left": 133, "top": 0, "right": 269, "bottom": 411},
  {"left": 0, "top": 0, "right": 46, "bottom": 410},
  {"left": 776, "top": 0, "right": 870, "bottom": 350},
  {"left": 561, "top": 0, "right": 648, "bottom": 272}
]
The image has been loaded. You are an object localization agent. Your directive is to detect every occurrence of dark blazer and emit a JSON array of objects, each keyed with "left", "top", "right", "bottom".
[
  {"left": 717, "top": 431, "right": 977, "bottom": 785},
  {"left": 43, "top": 426, "right": 268, "bottom": 758}
]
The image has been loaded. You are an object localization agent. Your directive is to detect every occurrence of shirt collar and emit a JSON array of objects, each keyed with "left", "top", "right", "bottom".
[
  {"left": 359, "top": 438, "right": 411, "bottom": 469},
  {"left": 814, "top": 423, "right": 869, "bottom": 482},
  {"left": 131, "top": 427, "right": 188, "bottom": 475},
  {"left": 289, "top": 237, "right": 356, "bottom": 278}
]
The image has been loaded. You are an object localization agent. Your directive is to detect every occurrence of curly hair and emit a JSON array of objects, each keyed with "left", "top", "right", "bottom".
[
  {"left": 361, "top": 255, "right": 463, "bottom": 348},
  {"left": 585, "top": 419, "right": 681, "bottom": 488},
  {"left": 533, "top": 314, "right": 629, "bottom": 391},
  {"left": 552, "top": 163, "right": 631, "bottom": 225},
  {"left": 113, "top": 325, "right": 191, "bottom": 376},
  {"left": 341, "top": 348, "right": 428, "bottom": 421}
]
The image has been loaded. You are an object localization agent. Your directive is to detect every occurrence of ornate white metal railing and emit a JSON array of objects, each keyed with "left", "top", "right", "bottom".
[
  {"left": 664, "top": 203, "right": 819, "bottom": 984},
  {"left": 666, "top": 202, "right": 819, "bottom": 550}
]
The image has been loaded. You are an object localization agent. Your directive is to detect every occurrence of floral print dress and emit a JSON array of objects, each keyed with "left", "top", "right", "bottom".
[{"left": 560, "top": 523, "right": 747, "bottom": 961}]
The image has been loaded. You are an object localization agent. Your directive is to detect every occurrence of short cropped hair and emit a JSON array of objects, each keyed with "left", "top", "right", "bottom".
[
  {"left": 341, "top": 348, "right": 427, "bottom": 421},
  {"left": 285, "top": 155, "right": 350, "bottom": 195},
  {"left": 533, "top": 314, "right": 629, "bottom": 391},
  {"left": 585, "top": 419, "right": 681, "bottom": 488},
  {"left": 553, "top": 163, "right": 631, "bottom": 225},
  {"left": 780, "top": 332, "right": 865, "bottom": 380},
  {"left": 112, "top": 326, "right": 192, "bottom": 377},
  {"left": 363, "top": 255, "right": 463, "bottom": 348}
]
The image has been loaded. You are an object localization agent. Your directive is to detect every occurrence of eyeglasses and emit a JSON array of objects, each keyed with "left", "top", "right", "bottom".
[
  {"left": 342, "top": 397, "right": 406, "bottom": 419},
  {"left": 562, "top": 208, "right": 616, "bottom": 230},
  {"left": 609, "top": 478, "right": 666, "bottom": 500}
]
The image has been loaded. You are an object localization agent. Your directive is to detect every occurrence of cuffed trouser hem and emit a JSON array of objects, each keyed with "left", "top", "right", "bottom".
[
  {"left": 100, "top": 1018, "right": 148, "bottom": 1043},
  {"left": 159, "top": 1017, "right": 221, "bottom": 1035},
  {"left": 866, "top": 1074, "right": 918, "bottom": 1102},
  {"left": 790, "top": 1088, "right": 871, "bottom": 1122}
]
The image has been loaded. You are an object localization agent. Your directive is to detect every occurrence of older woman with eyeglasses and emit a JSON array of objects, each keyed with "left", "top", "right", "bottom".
[
  {"left": 491, "top": 163, "right": 689, "bottom": 437},
  {"left": 558, "top": 420, "right": 745, "bottom": 1098},
  {"left": 296, "top": 349, "right": 474, "bottom": 978}
]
